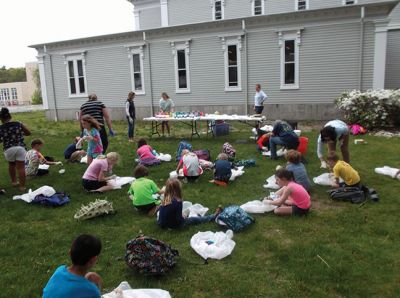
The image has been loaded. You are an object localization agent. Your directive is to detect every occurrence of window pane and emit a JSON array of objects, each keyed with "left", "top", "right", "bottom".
[
  {"left": 228, "top": 66, "right": 238, "bottom": 86},
  {"left": 298, "top": 1, "right": 307, "bottom": 10},
  {"left": 228, "top": 45, "right": 237, "bottom": 66},
  {"left": 177, "top": 50, "right": 186, "bottom": 69},
  {"left": 70, "top": 78, "right": 76, "bottom": 94},
  {"left": 178, "top": 70, "right": 187, "bottom": 89},
  {"left": 77, "top": 60, "right": 84, "bottom": 77},
  {"left": 285, "top": 63, "right": 295, "bottom": 84},
  {"left": 68, "top": 61, "right": 75, "bottom": 78},
  {"left": 79, "top": 78, "right": 85, "bottom": 94},
  {"left": 215, "top": 1, "right": 222, "bottom": 19},
  {"left": 254, "top": 7, "right": 262, "bottom": 15},
  {"left": 285, "top": 40, "right": 295, "bottom": 62},
  {"left": 132, "top": 54, "right": 140, "bottom": 72},
  {"left": 134, "top": 73, "right": 142, "bottom": 90}
]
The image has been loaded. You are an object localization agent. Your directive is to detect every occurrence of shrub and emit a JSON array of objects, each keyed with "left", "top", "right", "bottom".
[
  {"left": 31, "top": 89, "right": 42, "bottom": 105},
  {"left": 335, "top": 89, "right": 400, "bottom": 129}
]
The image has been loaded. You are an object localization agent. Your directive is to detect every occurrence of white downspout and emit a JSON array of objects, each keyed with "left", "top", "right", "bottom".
[{"left": 358, "top": 6, "right": 365, "bottom": 90}]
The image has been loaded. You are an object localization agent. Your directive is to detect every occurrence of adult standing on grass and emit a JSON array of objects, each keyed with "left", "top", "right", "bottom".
[
  {"left": 0, "top": 107, "right": 31, "bottom": 192},
  {"left": 80, "top": 93, "right": 115, "bottom": 153},
  {"left": 254, "top": 84, "right": 268, "bottom": 115},
  {"left": 159, "top": 92, "right": 174, "bottom": 137},
  {"left": 125, "top": 91, "right": 136, "bottom": 142},
  {"left": 317, "top": 119, "right": 350, "bottom": 168}
]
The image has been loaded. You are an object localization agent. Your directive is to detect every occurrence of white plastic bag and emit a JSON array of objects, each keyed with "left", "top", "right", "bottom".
[
  {"left": 182, "top": 201, "right": 209, "bottom": 218},
  {"left": 157, "top": 153, "right": 172, "bottom": 162},
  {"left": 240, "top": 200, "right": 276, "bottom": 213},
  {"left": 80, "top": 155, "right": 88, "bottom": 164},
  {"left": 13, "top": 186, "right": 56, "bottom": 203},
  {"left": 313, "top": 173, "right": 335, "bottom": 186},
  {"left": 102, "top": 281, "right": 171, "bottom": 298},
  {"left": 230, "top": 166, "right": 244, "bottom": 181},
  {"left": 108, "top": 177, "right": 135, "bottom": 189},
  {"left": 263, "top": 175, "right": 280, "bottom": 190},
  {"left": 375, "top": 166, "right": 400, "bottom": 179},
  {"left": 190, "top": 230, "right": 235, "bottom": 260}
]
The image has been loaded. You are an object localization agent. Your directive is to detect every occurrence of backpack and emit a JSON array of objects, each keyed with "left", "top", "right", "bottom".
[
  {"left": 216, "top": 205, "right": 255, "bottom": 232},
  {"left": 125, "top": 236, "right": 179, "bottom": 276},
  {"left": 222, "top": 143, "right": 236, "bottom": 161},
  {"left": 349, "top": 124, "right": 367, "bottom": 135},
  {"left": 233, "top": 159, "right": 256, "bottom": 168},
  {"left": 176, "top": 141, "right": 192, "bottom": 161},
  {"left": 32, "top": 192, "right": 70, "bottom": 207},
  {"left": 328, "top": 187, "right": 366, "bottom": 204},
  {"left": 193, "top": 149, "right": 211, "bottom": 161},
  {"left": 139, "top": 157, "right": 161, "bottom": 167}
]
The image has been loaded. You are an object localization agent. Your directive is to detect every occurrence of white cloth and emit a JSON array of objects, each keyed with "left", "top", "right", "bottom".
[
  {"left": 375, "top": 166, "right": 400, "bottom": 179},
  {"left": 102, "top": 281, "right": 171, "bottom": 298},
  {"left": 156, "top": 153, "right": 172, "bottom": 162},
  {"left": 38, "top": 164, "right": 50, "bottom": 170},
  {"left": 80, "top": 155, "right": 88, "bottom": 164},
  {"left": 108, "top": 177, "right": 135, "bottom": 189},
  {"left": 190, "top": 230, "right": 236, "bottom": 260},
  {"left": 13, "top": 186, "right": 56, "bottom": 203},
  {"left": 240, "top": 200, "right": 277, "bottom": 213},
  {"left": 230, "top": 166, "right": 245, "bottom": 181},
  {"left": 264, "top": 175, "right": 280, "bottom": 190},
  {"left": 182, "top": 201, "right": 209, "bottom": 218}
]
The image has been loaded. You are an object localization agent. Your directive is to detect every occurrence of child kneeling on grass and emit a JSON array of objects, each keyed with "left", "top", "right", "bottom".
[
  {"left": 64, "top": 137, "right": 86, "bottom": 163},
  {"left": 285, "top": 149, "right": 312, "bottom": 192},
  {"left": 158, "top": 178, "right": 223, "bottom": 229},
  {"left": 265, "top": 169, "right": 311, "bottom": 216},
  {"left": 327, "top": 152, "right": 360, "bottom": 188},
  {"left": 210, "top": 153, "right": 232, "bottom": 187},
  {"left": 25, "top": 139, "right": 62, "bottom": 177},
  {"left": 42, "top": 234, "right": 102, "bottom": 298},
  {"left": 176, "top": 149, "right": 203, "bottom": 182},
  {"left": 128, "top": 165, "right": 164, "bottom": 216}
]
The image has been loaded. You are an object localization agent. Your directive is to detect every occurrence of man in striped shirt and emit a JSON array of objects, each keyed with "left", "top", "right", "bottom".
[{"left": 79, "top": 94, "right": 114, "bottom": 153}]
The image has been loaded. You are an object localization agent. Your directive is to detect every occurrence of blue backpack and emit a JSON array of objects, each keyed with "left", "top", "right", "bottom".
[
  {"left": 32, "top": 192, "right": 70, "bottom": 207},
  {"left": 176, "top": 141, "right": 192, "bottom": 161},
  {"left": 216, "top": 205, "right": 255, "bottom": 232}
]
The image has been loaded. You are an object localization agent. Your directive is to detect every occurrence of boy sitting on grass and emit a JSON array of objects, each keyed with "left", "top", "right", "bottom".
[
  {"left": 210, "top": 153, "right": 232, "bottom": 187},
  {"left": 327, "top": 152, "right": 360, "bottom": 188},
  {"left": 25, "top": 139, "right": 62, "bottom": 177},
  {"left": 42, "top": 234, "right": 102, "bottom": 298},
  {"left": 64, "top": 137, "right": 86, "bottom": 163}
]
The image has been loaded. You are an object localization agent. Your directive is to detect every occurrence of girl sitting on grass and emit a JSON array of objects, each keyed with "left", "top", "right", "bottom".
[
  {"left": 265, "top": 169, "right": 311, "bottom": 216},
  {"left": 158, "top": 178, "right": 223, "bottom": 229},
  {"left": 284, "top": 149, "right": 312, "bottom": 192},
  {"left": 81, "top": 115, "right": 103, "bottom": 165},
  {"left": 137, "top": 138, "right": 157, "bottom": 160}
]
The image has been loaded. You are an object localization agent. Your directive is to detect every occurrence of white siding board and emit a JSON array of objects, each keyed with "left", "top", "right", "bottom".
[
  {"left": 168, "top": 0, "right": 210, "bottom": 26},
  {"left": 389, "top": 2, "right": 400, "bottom": 25},
  {"left": 385, "top": 29, "right": 400, "bottom": 89},
  {"left": 139, "top": 7, "right": 161, "bottom": 29}
]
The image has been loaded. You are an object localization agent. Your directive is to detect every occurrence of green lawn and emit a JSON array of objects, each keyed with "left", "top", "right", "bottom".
[{"left": 0, "top": 111, "right": 399, "bottom": 298}]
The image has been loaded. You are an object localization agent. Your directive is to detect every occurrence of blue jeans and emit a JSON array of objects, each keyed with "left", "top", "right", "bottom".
[
  {"left": 184, "top": 214, "right": 215, "bottom": 226},
  {"left": 269, "top": 136, "right": 287, "bottom": 159},
  {"left": 127, "top": 117, "right": 135, "bottom": 138}
]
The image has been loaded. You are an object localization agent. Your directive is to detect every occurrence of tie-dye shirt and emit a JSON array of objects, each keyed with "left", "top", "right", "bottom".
[{"left": 83, "top": 128, "right": 103, "bottom": 158}]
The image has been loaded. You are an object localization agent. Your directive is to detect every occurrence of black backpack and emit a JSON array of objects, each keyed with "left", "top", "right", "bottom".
[{"left": 328, "top": 186, "right": 378, "bottom": 204}]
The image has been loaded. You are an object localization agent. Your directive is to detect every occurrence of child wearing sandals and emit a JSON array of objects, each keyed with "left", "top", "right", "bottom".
[
  {"left": 265, "top": 169, "right": 311, "bottom": 216},
  {"left": 81, "top": 115, "right": 103, "bottom": 165},
  {"left": 158, "top": 178, "right": 222, "bottom": 229}
]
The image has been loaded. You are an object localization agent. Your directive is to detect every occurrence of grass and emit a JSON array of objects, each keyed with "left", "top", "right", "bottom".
[{"left": 0, "top": 111, "right": 399, "bottom": 298}]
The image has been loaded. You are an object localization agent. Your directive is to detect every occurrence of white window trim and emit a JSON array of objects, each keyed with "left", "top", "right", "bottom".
[
  {"left": 127, "top": 46, "right": 146, "bottom": 95},
  {"left": 221, "top": 36, "right": 242, "bottom": 92},
  {"left": 342, "top": 0, "right": 358, "bottom": 5},
  {"left": 11, "top": 88, "right": 18, "bottom": 100},
  {"left": 295, "top": 0, "right": 309, "bottom": 11},
  {"left": 63, "top": 52, "right": 88, "bottom": 98},
  {"left": 252, "top": 0, "right": 265, "bottom": 16},
  {"left": 212, "top": 0, "right": 225, "bottom": 21},
  {"left": 171, "top": 41, "right": 191, "bottom": 94},
  {"left": 278, "top": 30, "right": 301, "bottom": 90}
]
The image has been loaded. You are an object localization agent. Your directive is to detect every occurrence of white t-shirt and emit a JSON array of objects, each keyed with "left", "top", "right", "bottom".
[{"left": 254, "top": 90, "right": 268, "bottom": 106}]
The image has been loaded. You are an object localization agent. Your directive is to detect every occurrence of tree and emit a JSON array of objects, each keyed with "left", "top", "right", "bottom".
[
  {"left": 31, "top": 68, "right": 43, "bottom": 105},
  {"left": 0, "top": 66, "right": 27, "bottom": 83}
]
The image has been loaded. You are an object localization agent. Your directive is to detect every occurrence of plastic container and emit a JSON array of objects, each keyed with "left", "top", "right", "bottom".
[{"left": 297, "top": 136, "right": 309, "bottom": 155}]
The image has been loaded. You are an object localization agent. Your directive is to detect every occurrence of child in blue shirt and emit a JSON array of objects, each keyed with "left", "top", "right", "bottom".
[
  {"left": 210, "top": 153, "right": 232, "bottom": 187},
  {"left": 42, "top": 234, "right": 102, "bottom": 298}
]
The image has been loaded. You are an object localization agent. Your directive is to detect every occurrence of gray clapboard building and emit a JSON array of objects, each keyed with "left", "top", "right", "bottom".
[{"left": 30, "top": 0, "right": 400, "bottom": 121}]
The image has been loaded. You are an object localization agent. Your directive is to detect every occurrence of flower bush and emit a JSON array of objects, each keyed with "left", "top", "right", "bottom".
[{"left": 335, "top": 89, "right": 400, "bottom": 129}]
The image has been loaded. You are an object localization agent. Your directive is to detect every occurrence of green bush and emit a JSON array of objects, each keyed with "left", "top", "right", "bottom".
[{"left": 31, "top": 89, "right": 42, "bottom": 105}]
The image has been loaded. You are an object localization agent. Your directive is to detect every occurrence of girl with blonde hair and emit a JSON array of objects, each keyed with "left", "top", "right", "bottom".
[{"left": 81, "top": 115, "right": 103, "bottom": 165}]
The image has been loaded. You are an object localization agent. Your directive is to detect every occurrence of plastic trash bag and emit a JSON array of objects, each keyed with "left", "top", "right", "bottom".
[
  {"left": 313, "top": 173, "right": 336, "bottom": 186},
  {"left": 157, "top": 153, "right": 172, "bottom": 162},
  {"left": 375, "top": 166, "right": 400, "bottom": 179},
  {"left": 230, "top": 166, "right": 245, "bottom": 181},
  {"left": 264, "top": 175, "right": 280, "bottom": 190},
  {"left": 190, "top": 230, "right": 235, "bottom": 260},
  {"left": 13, "top": 186, "right": 56, "bottom": 203},
  {"left": 182, "top": 201, "right": 209, "bottom": 218},
  {"left": 102, "top": 281, "right": 171, "bottom": 298},
  {"left": 108, "top": 177, "right": 135, "bottom": 189},
  {"left": 240, "top": 200, "right": 277, "bottom": 213}
]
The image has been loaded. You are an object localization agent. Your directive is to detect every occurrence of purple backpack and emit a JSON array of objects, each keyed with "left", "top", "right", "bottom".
[{"left": 193, "top": 150, "right": 211, "bottom": 161}]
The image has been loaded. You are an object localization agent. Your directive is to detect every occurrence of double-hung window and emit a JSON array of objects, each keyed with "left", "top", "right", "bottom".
[
  {"left": 213, "top": 0, "right": 224, "bottom": 20},
  {"left": 296, "top": 0, "right": 308, "bottom": 11},
  {"left": 222, "top": 38, "right": 242, "bottom": 91},
  {"left": 65, "top": 54, "right": 87, "bottom": 97},
  {"left": 128, "top": 46, "right": 145, "bottom": 94},
  {"left": 253, "top": 0, "right": 264, "bottom": 15},
  {"left": 0, "top": 88, "right": 9, "bottom": 101},
  {"left": 279, "top": 31, "right": 301, "bottom": 89},
  {"left": 11, "top": 88, "right": 17, "bottom": 100},
  {"left": 343, "top": 0, "right": 357, "bottom": 5},
  {"left": 172, "top": 41, "right": 191, "bottom": 93}
]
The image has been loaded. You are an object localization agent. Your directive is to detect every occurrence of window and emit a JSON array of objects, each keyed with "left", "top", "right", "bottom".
[
  {"left": 253, "top": 0, "right": 264, "bottom": 15},
  {"left": 0, "top": 88, "right": 9, "bottom": 101},
  {"left": 343, "top": 0, "right": 357, "bottom": 5},
  {"left": 128, "top": 46, "right": 145, "bottom": 94},
  {"left": 172, "top": 42, "right": 191, "bottom": 93},
  {"left": 65, "top": 54, "right": 87, "bottom": 97},
  {"left": 279, "top": 31, "right": 301, "bottom": 89},
  {"left": 296, "top": 0, "right": 308, "bottom": 11},
  {"left": 11, "top": 88, "right": 17, "bottom": 100},
  {"left": 213, "top": 0, "right": 224, "bottom": 20},
  {"left": 222, "top": 37, "right": 242, "bottom": 91}
]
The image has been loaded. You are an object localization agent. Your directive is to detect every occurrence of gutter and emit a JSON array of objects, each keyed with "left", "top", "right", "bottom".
[
  {"left": 358, "top": 6, "right": 365, "bottom": 90},
  {"left": 44, "top": 46, "right": 59, "bottom": 121}
]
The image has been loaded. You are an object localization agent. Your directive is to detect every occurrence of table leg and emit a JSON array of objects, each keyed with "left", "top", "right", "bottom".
[{"left": 151, "top": 121, "right": 161, "bottom": 137}]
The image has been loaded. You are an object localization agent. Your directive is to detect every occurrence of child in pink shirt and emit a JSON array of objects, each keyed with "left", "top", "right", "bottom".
[
  {"left": 137, "top": 138, "right": 156, "bottom": 160},
  {"left": 266, "top": 169, "right": 311, "bottom": 216}
]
